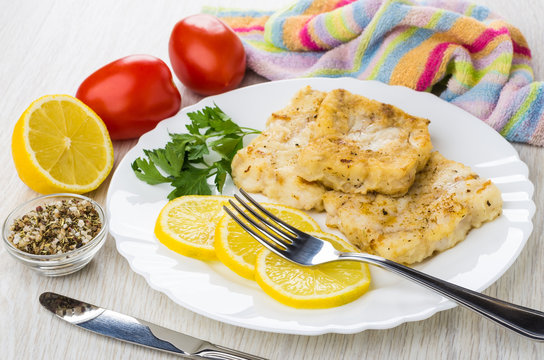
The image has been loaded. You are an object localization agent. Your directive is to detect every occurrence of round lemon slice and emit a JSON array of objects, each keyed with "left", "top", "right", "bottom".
[
  {"left": 255, "top": 231, "right": 371, "bottom": 309},
  {"left": 214, "top": 203, "right": 320, "bottom": 280},
  {"left": 155, "top": 195, "right": 232, "bottom": 260},
  {"left": 11, "top": 94, "right": 114, "bottom": 194}
]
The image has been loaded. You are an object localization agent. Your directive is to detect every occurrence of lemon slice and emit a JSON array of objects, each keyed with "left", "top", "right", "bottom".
[
  {"left": 11, "top": 94, "right": 114, "bottom": 194},
  {"left": 214, "top": 203, "right": 320, "bottom": 280},
  {"left": 255, "top": 232, "right": 371, "bottom": 309},
  {"left": 155, "top": 195, "right": 232, "bottom": 260}
]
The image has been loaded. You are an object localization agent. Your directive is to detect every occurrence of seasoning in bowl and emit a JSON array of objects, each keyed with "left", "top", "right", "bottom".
[
  {"left": 3, "top": 193, "right": 108, "bottom": 276},
  {"left": 7, "top": 198, "right": 102, "bottom": 255}
]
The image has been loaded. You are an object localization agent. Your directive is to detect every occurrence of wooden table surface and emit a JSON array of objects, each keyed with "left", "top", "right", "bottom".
[{"left": 1, "top": 0, "right": 543, "bottom": 359}]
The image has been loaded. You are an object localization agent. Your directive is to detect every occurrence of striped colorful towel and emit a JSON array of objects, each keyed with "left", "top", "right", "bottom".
[{"left": 208, "top": 0, "right": 544, "bottom": 146}]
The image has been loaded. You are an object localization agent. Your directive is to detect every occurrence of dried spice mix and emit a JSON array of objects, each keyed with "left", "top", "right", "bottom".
[{"left": 8, "top": 198, "right": 102, "bottom": 255}]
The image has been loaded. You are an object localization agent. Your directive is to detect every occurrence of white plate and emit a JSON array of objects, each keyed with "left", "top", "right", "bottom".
[{"left": 106, "top": 78, "right": 535, "bottom": 335}]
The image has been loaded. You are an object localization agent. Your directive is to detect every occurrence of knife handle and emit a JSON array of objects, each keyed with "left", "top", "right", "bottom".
[{"left": 196, "top": 343, "right": 268, "bottom": 360}]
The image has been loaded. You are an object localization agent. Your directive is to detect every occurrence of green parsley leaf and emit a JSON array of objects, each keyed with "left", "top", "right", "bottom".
[
  {"left": 185, "top": 122, "right": 201, "bottom": 135},
  {"left": 131, "top": 158, "right": 170, "bottom": 185},
  {"left": 142, "top": 141, "right": 185, "bottom": 177},
  {"left": 170, "top": 133, "right": 197, "bottom": 143},
  {"left": 132, "top": 105, "right": 260, "bottom": 198},
  {"left": 212, "top": 159, "right": 231, "bottom": 193},
  {"left": 186, "top": 140, "right": 209, "bottom": 161},
  {"left": 207, "top": 107, "right": 241, "bottom": 134},
  {"left": 168, "top": 167, "right": 211, "bottom": 199},
  {"left": 210, "top": 134, "right": 244, "bottom": 161},
  {"left": 187, "top": 108, "right": 210, "bottom": 129}
]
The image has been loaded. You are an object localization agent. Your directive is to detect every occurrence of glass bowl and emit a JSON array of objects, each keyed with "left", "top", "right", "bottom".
[{"left": 2, "top": 193, "right": 108, "bottom": 277}]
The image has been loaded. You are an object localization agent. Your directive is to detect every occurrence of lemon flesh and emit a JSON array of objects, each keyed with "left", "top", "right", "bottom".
[
  {"left": 155, "top": 195, "right": 232, "bottom": 260},
  {"left": 12, "top": 95, "right": 113, "bottom": 194},
  {"left": 214, "top": 203, "right": 320, "bottom": 280},
  {"left": 255, "top": 232, "right": 371, "bottom": 309}
]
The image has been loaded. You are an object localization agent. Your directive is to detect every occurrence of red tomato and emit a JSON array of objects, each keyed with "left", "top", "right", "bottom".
[
  {"left": 168, "top": 14, "right": 246, "bottom": 96},
  {"left": 76, "top": 55, "right": 181, "bottom": 140}
]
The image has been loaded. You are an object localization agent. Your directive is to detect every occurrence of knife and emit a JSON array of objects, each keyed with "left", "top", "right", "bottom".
[{"left": 39, "top": 292, "right": 267, "bottom": 360}]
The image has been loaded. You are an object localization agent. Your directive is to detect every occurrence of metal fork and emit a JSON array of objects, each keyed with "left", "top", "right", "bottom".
[{"left": 224, "top": 189, "right": 544, "bottom": 341}]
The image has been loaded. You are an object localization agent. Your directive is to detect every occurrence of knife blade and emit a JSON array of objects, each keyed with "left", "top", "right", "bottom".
[{"left": 39, "top": 292, "right": 267, "bottom": 360}]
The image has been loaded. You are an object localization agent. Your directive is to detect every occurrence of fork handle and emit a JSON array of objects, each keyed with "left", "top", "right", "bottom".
[{"left": 339, "top": 252, "right": 544, "bottom": 340}]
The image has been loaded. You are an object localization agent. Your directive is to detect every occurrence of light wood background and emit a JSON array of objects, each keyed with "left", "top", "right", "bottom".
[{"left": 1, "top": 0, "right": 543, "bottom": 359}]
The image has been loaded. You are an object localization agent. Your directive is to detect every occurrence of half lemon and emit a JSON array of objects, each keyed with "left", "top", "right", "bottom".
[{"left": 11, "top": 94, "right": 114, "bottom": 194}]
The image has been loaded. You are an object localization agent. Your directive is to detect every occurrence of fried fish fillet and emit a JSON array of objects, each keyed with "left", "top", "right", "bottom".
[
  {"left": 323, "top": 152, "right": 502, "bottom": 264},
  {"left": 231, "top": 86, "right": 328, "bottom": 211},
  {"left": 298, "top": 88, "right": 432, "bottom": 196}
]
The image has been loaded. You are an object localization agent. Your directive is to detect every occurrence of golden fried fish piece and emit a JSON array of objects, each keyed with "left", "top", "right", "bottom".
[
  {"left": 231, "top": 86, "right": 327, "bottom": 210},
  {"left": 298, "top": 88, "right": 432, "bottom": 196},
  {"left": 323, "top": 152, "right": 502, "bottom": 264}
]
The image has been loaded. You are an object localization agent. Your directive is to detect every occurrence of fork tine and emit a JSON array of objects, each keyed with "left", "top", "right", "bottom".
[
  {"left": 238, "top": 188, "right": 304, "bottom": 235},
  {"left": 233, "top": 193, "right": 297, "bottom": 243},
  {"left": 223, "top": 206, "right": 291, "bottom": 257},
  {"left": 229, "top": 200, "right": 293, "bottom": 247}
]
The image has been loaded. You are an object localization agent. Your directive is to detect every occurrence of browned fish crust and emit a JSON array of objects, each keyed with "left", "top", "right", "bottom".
[
  {"left": 298, "top": 88, "right": 433, "bottom": 196},
  {"left": 323, "top": 152, "right": 503, "bottom": 264},
  {"left": 231, "top": 86, "right": 328, "bottom": 210}
]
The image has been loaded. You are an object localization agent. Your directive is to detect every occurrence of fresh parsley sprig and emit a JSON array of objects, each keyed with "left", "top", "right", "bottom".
[{"left": 131, "top": 104, "right": 260, "bottom": 200}]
